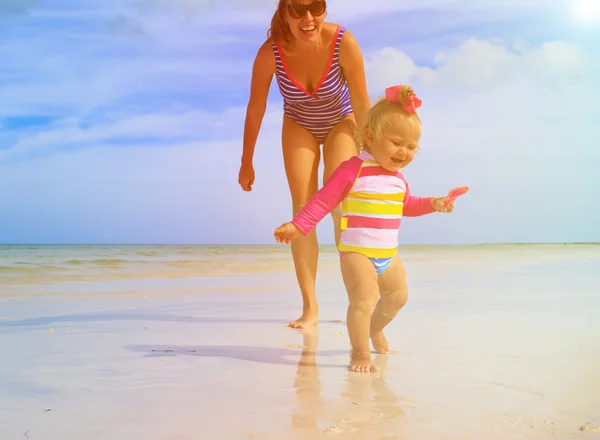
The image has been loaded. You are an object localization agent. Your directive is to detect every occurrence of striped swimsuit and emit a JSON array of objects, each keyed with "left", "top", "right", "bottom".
[
  {"left": 272, "top": 25, "right": 353, "bottom": 144},
  {"left": 291, "top": 151, "right": 436, "bottom": 275}
]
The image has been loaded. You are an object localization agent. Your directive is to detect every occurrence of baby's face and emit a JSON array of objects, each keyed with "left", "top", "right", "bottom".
[{"left": 367, "top": 118, "right": 421, "bottom": 172}]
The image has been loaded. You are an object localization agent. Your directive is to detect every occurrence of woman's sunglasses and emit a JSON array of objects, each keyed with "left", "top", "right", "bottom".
[{"left": 286, "top": 1, "right": 326, "bottom": 19}]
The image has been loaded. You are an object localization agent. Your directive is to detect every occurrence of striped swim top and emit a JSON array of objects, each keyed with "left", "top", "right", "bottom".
[
  {"left": 291, "top": 150, "right": 436, "bottom": 259},
  {"left": 272, "top": 25, "right": 352, "bottom": 143},
  {"left": 338, "top": 152, "right": 409, "bottom": 258}
]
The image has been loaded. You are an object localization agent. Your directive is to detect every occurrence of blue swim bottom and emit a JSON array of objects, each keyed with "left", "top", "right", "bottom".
[
  {"left": 370, "top": 257, "right": 394, "bottom": 276},
  {"left": 339, "top": 252, "right": 394, "bottom": 276}
]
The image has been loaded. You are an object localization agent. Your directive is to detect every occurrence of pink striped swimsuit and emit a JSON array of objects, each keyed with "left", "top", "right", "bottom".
[{"left": 272, "top": 25, "right": 353, "bottom": 144}]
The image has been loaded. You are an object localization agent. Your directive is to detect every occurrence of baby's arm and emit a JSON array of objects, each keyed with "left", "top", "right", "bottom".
[
  {"left": 291, "top": 157, "right": 361, "bottom": 234},
  {"left": 401, "top": 175, "right": 436, "bottom": 217}
]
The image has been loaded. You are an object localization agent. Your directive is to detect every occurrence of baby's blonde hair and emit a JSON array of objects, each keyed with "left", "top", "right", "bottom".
[{"left": 355, "top": 85, "right": 422, "bottom": 150}]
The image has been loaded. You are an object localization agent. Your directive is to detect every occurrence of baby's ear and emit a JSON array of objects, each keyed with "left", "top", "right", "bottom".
[{"left": 365, "top": 128, "right": 374, "bottom": 148}]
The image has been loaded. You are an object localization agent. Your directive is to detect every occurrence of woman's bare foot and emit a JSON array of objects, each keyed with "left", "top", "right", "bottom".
[
  {"left": 349, "top": 353, "right": 380, "bottom": 373},
  {"left": 370, "top": 331, "right": 390, "bottom": 355},
  {"left": 289, "top": 311, "right": 318, "bottom": 329}
]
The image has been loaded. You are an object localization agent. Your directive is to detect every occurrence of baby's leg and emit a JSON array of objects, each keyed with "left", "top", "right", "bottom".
[
  {"left": 370, "top": 256, "right": 408, "bottom": 355},
  {"left": 340, "top": 252, "right": 380, "bottom": 373}
]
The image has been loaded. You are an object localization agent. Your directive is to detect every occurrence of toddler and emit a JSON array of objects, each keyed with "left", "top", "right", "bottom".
[{"left": 274, "top": 85, "right": 466, "bottom": 372}]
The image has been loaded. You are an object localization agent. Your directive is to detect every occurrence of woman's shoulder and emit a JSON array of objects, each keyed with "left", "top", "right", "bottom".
[
  {"left": 323, "top": 22, "right": 347, "bottom": 36},
  {"left": 256, "top": 39, "right": 277, "bottom": 58},
  {"left": 323, "top": 22, "right": 358, "bottom": 47},
  {"left": 333, "top": 25, "right": 360, "bottom": 57},
  {"left": 252, "top": 40, "right": 277, "bottom": 72},
  {"left": 258, "top": 38, "right": 276, "bottom": 51}
]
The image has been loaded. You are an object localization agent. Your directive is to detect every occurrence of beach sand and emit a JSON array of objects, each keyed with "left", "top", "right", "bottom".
[{"left": 1, "top": 244, "right": 599, "bottom": 439}]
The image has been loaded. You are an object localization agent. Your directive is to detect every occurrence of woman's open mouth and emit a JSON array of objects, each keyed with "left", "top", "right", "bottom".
[{"left": 300, "top": 25, "right": 316, "bottom": 36}]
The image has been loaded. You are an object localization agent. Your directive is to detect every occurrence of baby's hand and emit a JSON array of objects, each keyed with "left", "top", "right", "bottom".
[
  {"left": 431, "top": 197, "right": 455, "bottom": 213},
  {"left": 432, "top": 185, "right": 469, "bottom": 213},
  {"left": 274, "top": 222, "right": 302, "bottom": 244}
]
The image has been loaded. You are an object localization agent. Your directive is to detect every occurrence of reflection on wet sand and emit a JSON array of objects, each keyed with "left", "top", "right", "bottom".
[
  {"left": 291, "top": 328, "right": 407, "bottom": 439},
  {"left": 291, "top": 328, "right": 322, "bottom": 431}
]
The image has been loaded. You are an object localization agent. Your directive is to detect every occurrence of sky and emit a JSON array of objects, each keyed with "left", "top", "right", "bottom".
[{"left": 0, "top": 0, "right": 599, "bottom": 245}]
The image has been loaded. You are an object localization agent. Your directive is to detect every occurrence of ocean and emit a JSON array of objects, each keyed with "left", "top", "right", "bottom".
[{"left": 1, "top": 243, "right": 598, "bottom": 296}]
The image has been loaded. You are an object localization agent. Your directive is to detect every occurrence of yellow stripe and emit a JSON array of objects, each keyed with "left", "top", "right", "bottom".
[
  {"left": 338, "top": 243, "right": 397, "bottom": 258},
  {"left": 347, "top": 191, "right": 405, "bottom": 202},
  {"left": 342, "top": 199, "right": 404, "bottom": 216},
  {"left": 340, "top": 216, "right": 348, "bottom": 230}
]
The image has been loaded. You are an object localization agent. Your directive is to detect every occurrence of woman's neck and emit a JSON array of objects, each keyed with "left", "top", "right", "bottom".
[{"left": 284, "top": 33, "right": 326, "bottom": 55}]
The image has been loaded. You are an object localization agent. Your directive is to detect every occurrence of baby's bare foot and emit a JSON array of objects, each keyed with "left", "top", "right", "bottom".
[
  {"left": 370, "top": 331, "right": 390, "bottom": 355},
  {"left": 349, "top": 353, "right": 380, "bottom": 373},
  {"left": 289, "top": 312, "right": 318, "bottom": 329}
]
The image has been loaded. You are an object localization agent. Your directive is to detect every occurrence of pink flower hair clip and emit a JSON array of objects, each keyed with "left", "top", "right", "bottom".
[{"left": 385, "top": 85, "right": 422, "bottom": 113}]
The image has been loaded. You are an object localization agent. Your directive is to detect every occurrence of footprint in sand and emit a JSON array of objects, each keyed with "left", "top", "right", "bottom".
[{"left": 580, "top": 424, "right": 600, "bottom": 433}]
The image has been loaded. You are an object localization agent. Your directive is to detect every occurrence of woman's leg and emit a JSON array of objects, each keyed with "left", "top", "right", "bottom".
[
  {"left": 322, "top": 115, "right": 360, "bottom": 246},
  {"left": 282, "top": 115, "right": 321, "bottom": 329}
]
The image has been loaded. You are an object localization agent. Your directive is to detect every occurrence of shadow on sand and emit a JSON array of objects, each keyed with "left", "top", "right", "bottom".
[{"left": 126, "top": 342, "right": 349, "bottom": 369}]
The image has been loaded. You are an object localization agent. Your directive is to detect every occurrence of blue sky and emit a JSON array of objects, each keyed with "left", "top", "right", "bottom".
[{"left": 1, "top": 0, "right": 599, "bottom": 244}]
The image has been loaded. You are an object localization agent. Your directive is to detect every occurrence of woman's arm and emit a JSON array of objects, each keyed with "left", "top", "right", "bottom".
[
  {"left": 241, "top": 41, "right": 276, "bottom": 167},
  {"left": 339, "top": 29, "right": 371, "bottom": 129}
]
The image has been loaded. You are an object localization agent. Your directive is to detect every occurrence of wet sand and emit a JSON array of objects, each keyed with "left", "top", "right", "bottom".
[{"left": 1, "top": 245, "right": 599, "bottom": 439}]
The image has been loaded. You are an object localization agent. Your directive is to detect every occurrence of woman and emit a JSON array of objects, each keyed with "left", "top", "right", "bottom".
[{"left": 238, "top": 0, "right": 371, "bottom": 328}]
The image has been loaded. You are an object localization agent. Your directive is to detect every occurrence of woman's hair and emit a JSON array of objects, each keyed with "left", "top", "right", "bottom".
[
  {"left": 354, "top": 85, "right": 422, "bottom": 149},
  {"left": 267, "top": 0, "right": 294, "bottom": 45}
]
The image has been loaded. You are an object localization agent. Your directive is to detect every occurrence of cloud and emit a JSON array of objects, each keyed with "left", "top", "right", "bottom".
[
  {"left": 363, "top": 37, "right": 599, "bottom": 163},
  {"left": 361, "top": 37, "right": 599, "bottom": 243},
  {"left": 0, "top": 2, "right": 255, "bottom": 166},
  {"left": 0, "top": 0, "right": 38, "bottom": 16},
  {"left": 0, "top": 29, "right": 250, "bottom": 118},
  {"left": 110, "top": 0, "right": 574, "bottom": 44},
  {"left": 2, "top": 35, "right": 599, "bottom": 244},
  {"left": 330, "top": 0, "right": 567, "bottom": 21},
  {"left": 0, "top": 0, "right": 588, "bottom": 124},
  {"left": 129, "top": 0, "right": 568, "bottom": 19},
  {"left": 364, "top": 38, "right": 598, "bottom": 144},
  {"left": 0, "top": 106, "right": 259, "bottom": 165},
  {"left": 107, "top": 14, "right": 146, "bottom": 36},
  {"left": 0, "top": 108, "right": 290, "bottom": 244},
  {"left": 1, "top": 1, "right": 598, "bottom": 244},
  {"left": 366, "top": 38, "right": 596, "bottom": 91}
]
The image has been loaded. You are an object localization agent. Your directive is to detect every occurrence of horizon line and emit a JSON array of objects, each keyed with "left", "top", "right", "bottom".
[{"left": 0, "top": 242, "right": 598, "bottom": 246}]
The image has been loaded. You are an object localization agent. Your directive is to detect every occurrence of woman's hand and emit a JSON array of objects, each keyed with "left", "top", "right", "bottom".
[{"left": 238, "top": 161, "right": 255, "bottom": 192}]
